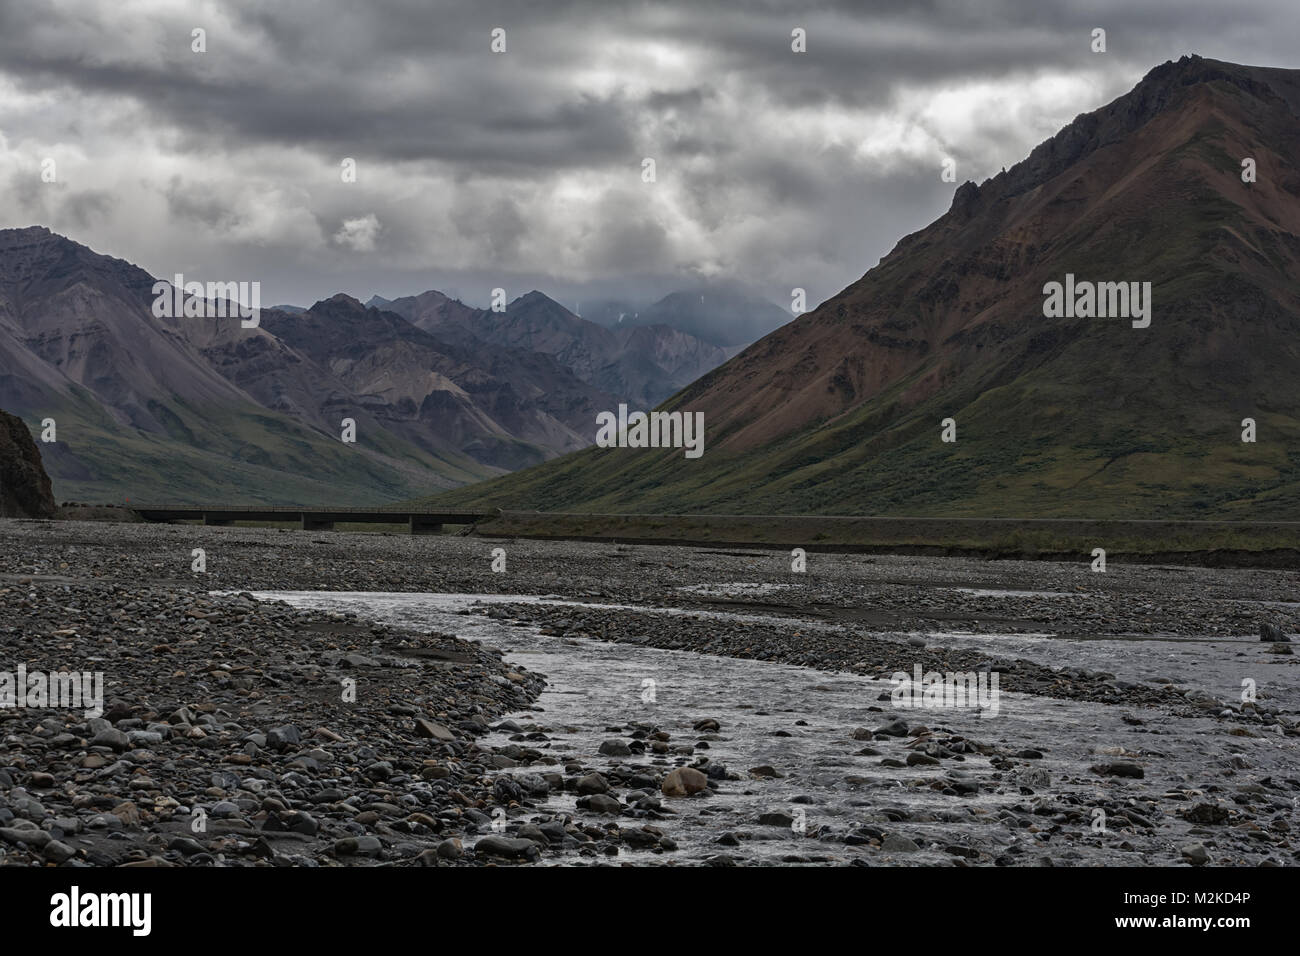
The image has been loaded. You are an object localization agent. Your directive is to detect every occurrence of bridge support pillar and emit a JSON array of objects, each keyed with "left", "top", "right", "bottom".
[
  {"left": 301, "top": 514, "right": 335, "bottom": 531},
  {"left": 203, "top": 515, "right": 233, "bottom": 526},
  {"left": 409, "top": 517, "right": 443, "bottom": 535}
]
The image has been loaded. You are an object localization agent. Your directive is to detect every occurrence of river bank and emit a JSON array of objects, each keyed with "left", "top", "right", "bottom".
[{"left": 2, "top": 519, "right": 1297, "bottom": 866}]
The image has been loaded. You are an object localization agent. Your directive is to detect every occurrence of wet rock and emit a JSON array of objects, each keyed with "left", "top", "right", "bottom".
[
  {"left": 875, "top": 718, "right": 909, "bottom": 737},
  {"left": 661, "top": 767, "right": 709, "bottom": 797},
  {"left": 578, "top": 794, "right": 621, "bottom": 814},
  {"left": 474, "top": 836, "right": 540, "bottom": 861},
  {"left": 576, "top": 773, "right": 609, "bottom": 795},
  {"left": 1180, "top": 843, "right": 1210, "bottom": 865},
  {"left": 881, "top": 833, "right": 920, "bottom": 853},
  {"left": 1091, "top": 761, "right": 1144, "bottom": 779},
  {"left": 334, "top": 836, "right": 383, "bottom": 857}
]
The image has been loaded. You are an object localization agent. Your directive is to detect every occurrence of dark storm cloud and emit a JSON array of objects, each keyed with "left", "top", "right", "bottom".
[{"left": 0, "top": 0, "right": 1297, "bottom": 308}]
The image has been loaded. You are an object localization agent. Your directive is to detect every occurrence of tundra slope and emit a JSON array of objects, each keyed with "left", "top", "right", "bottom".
[{"left": 430, "top": 56, "right": 1300, "bottom": 519}]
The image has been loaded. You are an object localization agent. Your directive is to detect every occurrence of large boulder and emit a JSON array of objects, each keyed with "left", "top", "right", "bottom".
[
  {"left": 0, "top": 410, "right": 56, "bottom": 518},
  {"left": 661, "top": 767, "right": 709, "bottom": 797}
]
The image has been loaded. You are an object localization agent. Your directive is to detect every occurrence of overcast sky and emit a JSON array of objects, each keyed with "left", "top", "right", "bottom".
[{"left": 1, "top": 0, "right": 1297, "bottom": 311}]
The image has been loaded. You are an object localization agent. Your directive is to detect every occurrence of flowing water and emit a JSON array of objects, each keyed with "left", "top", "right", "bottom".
[{"left": 249, "top": 590, "right": 1296, "bottom": 865}]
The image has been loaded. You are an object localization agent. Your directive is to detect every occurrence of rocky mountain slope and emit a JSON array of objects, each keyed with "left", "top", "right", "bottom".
[
  {"left": 0, "top": 228, "right": 616, "bottom": 503},
  {"left": 428, "top": 56, "right": 1300, "bottom": 519},
  {"left": 0, "top": 407, "right": 55, "bottom": 517}
]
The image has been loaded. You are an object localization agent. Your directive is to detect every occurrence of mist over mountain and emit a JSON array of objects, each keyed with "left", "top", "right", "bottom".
[
  {"left": 384, "top": 288, "right": 737, "bottom": 408},
  {"left": 430, "top": 56, "right": 1300, "bottom": 519},
  {"left": 576, "top": 282, "right": 792, "bottom": 348}
]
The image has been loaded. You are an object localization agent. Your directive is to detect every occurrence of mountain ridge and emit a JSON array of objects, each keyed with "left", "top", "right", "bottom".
[
  {"left": 0, "top": 229, "right": 620, "bottom": 502},
  {"left": 425, "top": 56, "right": 1300, "bottom": 519}
]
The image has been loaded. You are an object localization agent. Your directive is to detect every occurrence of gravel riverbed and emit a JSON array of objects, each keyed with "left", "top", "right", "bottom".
[{"left": 2, "top": 518, "right": 1298, "bottom": 866}]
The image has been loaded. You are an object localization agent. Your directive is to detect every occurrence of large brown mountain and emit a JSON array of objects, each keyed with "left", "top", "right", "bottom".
[
  {"left": 430, "top": 56, "right": 1300, "bottom": 518},
  {"left": 0, "top": 227, "right": 617, "bottom": 503}
]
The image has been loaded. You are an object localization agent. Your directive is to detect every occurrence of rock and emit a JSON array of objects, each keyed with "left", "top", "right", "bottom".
[
  {"left": 906, "top": 751, "right": 939, "bottom": 766},
  {"left": 598, "top": 739, "right": 632, "bottom": 757},
  {"left": 515, "top": 773, "right": 550, "bottom": 797},
  {"left": 168, "top": 837, "right": 205, "bottom": 856},
  {"left": 0, "top": 826, "right": 51, "bottom": 848},
  {"left": 693, "top": 718, "right": 721, "bottom": 732},
  {"left": 493, "top": 777, "right": 525, "bottom": 804},
  {"left": 0, "top": 409, "right": 57, "bottom": 517},
  {"left": 42, "top": 842, "right": 75, "bottom": 863},
  {"left": 90, "top": 728, "right": 129, "bottom": 751},
  {"left": 661, "top": 767, "right": 709, "bottom": 797},
  {"left": 622, "top": 827, "right": 661, "bottom": 848},
  {"left": 267, "top": 725, "right": 302, "bottom": 750},
  {"left": 415, "top": 719, "right": 456, "bottom": 741},
  {"left": 1180, "top": 843, "right": 1210, "bottom": 865},
  {"left": 875, "top": 718, "right": 909, "bottom": 737},
  {"left": 1183, "top": 803, "right": 1230, "bottom": 825},
  {"left": 758, "top": 812, "right": 794, "bottom": 828},
  {"left": 474, "top": 836, "right": 540, "bottom": 861},
  {"left": 578, "top": 794, "right": 621, "bottom": 814},
  {"left": 334, "top": 835, "right": 383, "bottom": 857},
  {"left": 1258, "top": 622, "right": 1291, "bottom": 643},
  {"left": 576, "top": 773, "right": 609, "bottom": 795},
  {"left": 881, "top": 833, "right": 920, "bottom": 853},
  {"left": 1091, "top": 761, "right": 1144, "bottom": 779},
  {"left": 748, "top": 765, "right": 783, "bottom": 779}
]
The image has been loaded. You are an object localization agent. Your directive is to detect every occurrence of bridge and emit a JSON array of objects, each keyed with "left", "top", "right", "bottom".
[{"left": 131, "top": 505, "right": 489, "bottom": 535}]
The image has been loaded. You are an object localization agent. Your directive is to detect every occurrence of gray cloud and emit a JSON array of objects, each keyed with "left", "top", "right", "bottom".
[{"left": 0, "top": 0, "right": 1297, "bottom": 311}]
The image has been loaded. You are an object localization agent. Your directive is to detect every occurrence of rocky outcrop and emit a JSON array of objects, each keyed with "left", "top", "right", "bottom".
[{"left": 0, "top": 409, "right": 56, "bottom": 518}]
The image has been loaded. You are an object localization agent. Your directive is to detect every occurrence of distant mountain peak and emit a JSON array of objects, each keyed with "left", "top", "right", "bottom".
[{"left": 316, "top": 292, "right": 366, "bottom": 310}]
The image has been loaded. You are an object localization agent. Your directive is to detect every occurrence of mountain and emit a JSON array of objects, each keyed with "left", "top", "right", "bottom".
[
  {"left": 0, "top": 228, "right": 617, "bottom": 503},
  {"left": 385, "top": 289, "right": 732, "bottom": 407},
  {"left": 629, "top": 283, "right": 793, "bottom": 347},
  {"left": 426, "top": 56, "right": 1300, "bottom": 519},
  {"left": 580, "top": 282, "right": 791, "bottom": 348}
]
